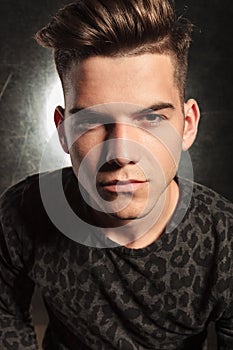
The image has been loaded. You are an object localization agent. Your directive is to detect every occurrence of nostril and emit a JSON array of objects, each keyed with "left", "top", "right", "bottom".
[
  {"left": 107, "top": 157, "right": 134, "bottom": 167},
  {"left": 103, "top": 136, "right": 141, "bottom": 167}
]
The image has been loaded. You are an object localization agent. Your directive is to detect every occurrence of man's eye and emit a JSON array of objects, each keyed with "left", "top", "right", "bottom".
[
  {"left": 135, "top": 113, "right": 164, "bottom": 127},
  {"left": 71, "top": 115, "right": 105, "bottom": 132},
  {"left": 81, "top": 118, "right": 102, "bottom": 127}
]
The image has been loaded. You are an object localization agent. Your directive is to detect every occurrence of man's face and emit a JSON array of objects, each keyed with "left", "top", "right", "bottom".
[{"left": 56, "top": 54, "right": 199, "bottom": 223}]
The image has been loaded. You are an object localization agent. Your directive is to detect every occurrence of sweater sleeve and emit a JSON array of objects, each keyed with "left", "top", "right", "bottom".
[
  {"left": 0, "top": 190, "right": 38, "bottom": 350},
  {"left": 216, "top": 301, "right": 233, "bottom": 349},
  {"left": 215, "top": 209, "right": 233, "bottom": 350}
]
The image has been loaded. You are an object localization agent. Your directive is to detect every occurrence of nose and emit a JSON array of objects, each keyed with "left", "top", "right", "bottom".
[{"left": 105, "top": 122, "right": 140, "bottom": 166}]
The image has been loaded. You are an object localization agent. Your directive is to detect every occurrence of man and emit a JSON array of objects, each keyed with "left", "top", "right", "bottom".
[{"left": 0, "top": 0, "right": 232, "bottom": 349}]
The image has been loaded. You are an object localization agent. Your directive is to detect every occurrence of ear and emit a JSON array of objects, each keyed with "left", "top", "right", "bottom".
[
  {"left": 182, "top": 99, "right": 200, "bottom": 151},
  {"left": 54, "top": 106, "right": 69, "bottom": 154}
]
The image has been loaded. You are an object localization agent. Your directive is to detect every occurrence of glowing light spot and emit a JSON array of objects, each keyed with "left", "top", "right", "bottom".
[
  {"left": 46, "top": 78, "right": 64, "bottom": 137},
  {"left": 45, "top": 77, "right": 71, "bottom": 168}
]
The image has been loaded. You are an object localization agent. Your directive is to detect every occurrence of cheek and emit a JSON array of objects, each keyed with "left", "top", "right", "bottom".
[
  {"left": 150, "top": 143, "right": 176, "bottom": 165},
  {"left": 70, "top": 136, "right": 102, "bottom": 173},
  {"left": 147, "top": 134, "right": 182, "bottom": 181},
  {"left": 69, "top": 145, "right": 83, "bottom": 167}
]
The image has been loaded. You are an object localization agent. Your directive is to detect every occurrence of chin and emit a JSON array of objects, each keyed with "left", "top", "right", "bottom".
[{"left": 108, "top": 205, "right": 152, "bottom": 221}]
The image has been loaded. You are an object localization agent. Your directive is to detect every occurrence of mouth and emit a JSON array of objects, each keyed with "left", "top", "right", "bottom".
[{"left": 99, "top": 179, "right": 148, "bottom": 193}]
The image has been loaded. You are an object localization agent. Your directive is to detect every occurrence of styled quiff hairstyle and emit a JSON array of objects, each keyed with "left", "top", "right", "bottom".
[{"left": 35, "top": 0, "right": 193, "bottom": 99}]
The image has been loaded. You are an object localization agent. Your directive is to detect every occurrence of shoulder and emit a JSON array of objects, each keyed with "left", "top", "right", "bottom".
[
  {"left": 176, "top": 178, "right": 233, "bottom": 251},
  {"left": 191, "top": 181, "right": 233, "bottom": 222},
  {"left": 1, "top": 167, "right": 73, "bottom": 206},
  {"left": 171, "top": 178, "right": 233, "bottom": 237},
  {"left": 190, "top": 183, "right": 233, "bottom": 301},
  {"left": 0, "top": 168, "right": 76, "bottom": 261},
  {"left": 183, "top": 181, "right": 233, "bottom": 269},
  {"left": 0, "top": 167, "right": 75, "bottom": 225}
]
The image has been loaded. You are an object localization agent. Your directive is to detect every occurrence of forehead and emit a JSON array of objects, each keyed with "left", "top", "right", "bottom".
[{"left": 63, "top": 53, "right": 180, "bottom": 108}]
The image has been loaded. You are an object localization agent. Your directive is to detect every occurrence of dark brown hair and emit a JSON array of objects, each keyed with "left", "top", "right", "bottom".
[{"left": 35, "top": 0, "right": 193, "bottom": 99}]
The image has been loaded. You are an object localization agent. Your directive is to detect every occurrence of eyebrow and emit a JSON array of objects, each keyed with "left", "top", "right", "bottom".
[
  {"left": 68, "top": 102, "right": 175, "bottom": 115},
  {"left": 136, "top": 102, "right": 175, "bottom": 114}
]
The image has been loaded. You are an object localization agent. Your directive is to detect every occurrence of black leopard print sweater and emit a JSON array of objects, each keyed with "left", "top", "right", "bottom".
[{"left": 0, "top": 168, "right": 232, "bottom": 350}]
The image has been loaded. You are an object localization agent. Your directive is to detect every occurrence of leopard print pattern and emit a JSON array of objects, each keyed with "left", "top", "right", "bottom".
[{"left": 0, "top": 168, "right": 232, "bottom": 349}]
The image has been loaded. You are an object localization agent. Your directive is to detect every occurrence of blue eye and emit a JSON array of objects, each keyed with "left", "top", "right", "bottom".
[
  {"left": 70, "top": 113, "right": 107, "bottom": 133},
  {"left": 135, "top": 113, "right": 164, "bottom": 127},
  {"left": 144, "top": 114, "right": 162, "bottom": 121},
  {"left": 78, "top": 119, "right": 103, "bottom": 132}
]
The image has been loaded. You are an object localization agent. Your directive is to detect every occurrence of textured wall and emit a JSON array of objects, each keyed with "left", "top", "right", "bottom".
[{"left": 0, "top": 1, "right": 232, "bottom": 198}]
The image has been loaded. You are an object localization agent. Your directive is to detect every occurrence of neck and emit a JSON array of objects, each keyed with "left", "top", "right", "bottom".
[
  {"left": 124, "top": 180, "right": 179, "bottom": 249},
  {"left": 97, "top": 179, "right": 180, "bottom": 249},
  {"left": 67, "top": 176, "right": 180, "bottom": 249}
]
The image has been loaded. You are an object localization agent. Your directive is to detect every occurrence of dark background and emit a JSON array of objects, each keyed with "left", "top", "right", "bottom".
[{"left": 0, "top": 1, "right": 232, "bottom": 349}]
